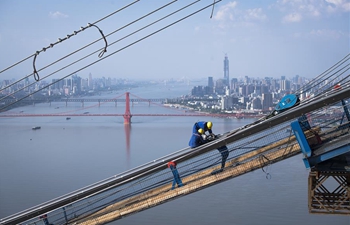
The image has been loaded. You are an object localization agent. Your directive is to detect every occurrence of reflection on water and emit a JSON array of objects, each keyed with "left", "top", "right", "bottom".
[{"left": 124, "top": 123, "right": 131, "bottom": 168}]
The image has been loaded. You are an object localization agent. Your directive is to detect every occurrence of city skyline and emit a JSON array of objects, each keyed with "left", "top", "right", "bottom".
[{"left": 0, "top": 0, "right": 349, "bottom": 81}]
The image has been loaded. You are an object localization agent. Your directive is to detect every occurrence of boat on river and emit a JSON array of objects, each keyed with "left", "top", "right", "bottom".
[{"left": 32, "top": 126, "right": 41, "bottom": 130}]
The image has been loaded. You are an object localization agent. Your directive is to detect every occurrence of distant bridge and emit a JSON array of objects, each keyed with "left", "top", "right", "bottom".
[
  {"left": 0, "top": 92, "right": 253, "bottom": 122},
  {"left": 0, "top": 113, "right": 256, "bottom": 118},
  {"left": 0, "top": 96, "right": 219, "bottom": 105}
]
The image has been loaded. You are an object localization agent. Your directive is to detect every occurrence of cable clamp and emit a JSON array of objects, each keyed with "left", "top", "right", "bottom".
[
  {"left": 32, "top": 52, "right": 40, "bottom": 81},
  {"left": 88, "top": 23, "right": 108, "bottom": 57}
]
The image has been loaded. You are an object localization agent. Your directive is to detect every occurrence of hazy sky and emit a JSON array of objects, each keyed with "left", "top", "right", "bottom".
[{"left": 0, "top": 0, "right": 349, "bottom": 82}]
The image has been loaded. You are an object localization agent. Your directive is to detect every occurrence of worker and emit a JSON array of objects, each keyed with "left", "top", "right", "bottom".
[
  {"left": 167, "top": 161, "right": 183, "bottom": 190},
  {"left": 189, "top": 128, "right": 208, "bottom": 148},
  {"left": 189, "top": 121, "right": 229, "bottom": 174},
  {"left": 192, "top": 121, "right": 213, "bottom": 136}
]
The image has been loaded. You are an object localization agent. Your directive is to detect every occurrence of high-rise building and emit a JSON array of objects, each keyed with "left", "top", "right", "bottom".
[
  {"left": 89, "top": 73, "right": 93, "bottom": 89},
  {"left": 262, "top": 93, "right": 273, "bottom": 110},
  {"left": 208, "top": 77, "right": 214, "bottom": 88},
  {"left": 208, "top": 77, "right": 214, "bottom": 95},
  {"left": 223, "top": 54, "right": 229, "bottom": 87}
]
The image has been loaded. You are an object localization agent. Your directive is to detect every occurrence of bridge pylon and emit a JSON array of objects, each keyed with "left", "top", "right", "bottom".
[{"left": 123, "top": 92, "right": 132, "bottom": 124}]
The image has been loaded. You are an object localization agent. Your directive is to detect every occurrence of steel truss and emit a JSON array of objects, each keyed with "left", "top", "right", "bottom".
[{"left": 308, "top": 170, "right": 350, "bottom": 215}]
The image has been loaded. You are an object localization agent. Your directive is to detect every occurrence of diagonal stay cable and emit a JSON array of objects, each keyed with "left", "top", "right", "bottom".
[
  {"left": 0, "top": 0, "right": 222, "bottom": 111},
  {"left": 297, "top": 53, "right": 349, "bottom": 94},
  {"left": 295, "top": 53, "right": 350, "bottom": 96},
  {"left": 0, "top": 0, "right": 203, "bottom": 103},
  {"left": 0, "top": 0, "right": 160, "bottom": 91},
  {"left": 0, "top": 0, "right": 140, "bottom": 76},
  {"left": 0, "top": 0, "right": 182, "bottom": 95},
  {"left": 31, "top": 0, "right": 178, "bottom": 81}
]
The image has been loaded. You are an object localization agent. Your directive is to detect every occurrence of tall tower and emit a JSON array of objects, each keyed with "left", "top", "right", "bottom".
[
  {"left": 224, "top": 54, "right": 229, "bottom": 87},
  {"left": 123, "top": 92, "right": 132, "bottom": 124}
]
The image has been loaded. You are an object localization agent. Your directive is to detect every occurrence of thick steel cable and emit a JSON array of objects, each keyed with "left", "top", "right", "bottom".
[
  {"left": 0, "top": 0, "right": 184, "bottom": 102},
  {"left": 284, "top": 54, "right": 349, "bottom": 111},
  {"left": 310, "top": 64, "right": 350, "bottom": 95},
  {"left": 296, "top": 53, "right": 349, "bottom": 94},
  {"left": 0, "top": 0, "right": 221, "bottom": 111},
  {"left": 0, "top": 0, "right": 178, "bottom": 93},
  {"left": 61, "top": 152, "right": 223, "bottom": 224},
  {"left": 43, "top": 117, "right": 315, "bottom": 224},
  {"left": 55, "top": 170, "right": 171, "bottom": 224},
  {"left": 295, "top": 53, "right": 350, "bottom": 96},
  {"left": 0, "top": 0, "right": 198, "bottom": 103},
  {"left": 31, "top": 1, "right": 178, "bottom": 81},
  {"left": 0, "top": 0, "right": 140, "bottom": 75},
  {"left": 62, "top": 124, "right": 292, "bottom": 224},
  {"left": 305, "top": 72, "right": 350, "bottom": 104}
]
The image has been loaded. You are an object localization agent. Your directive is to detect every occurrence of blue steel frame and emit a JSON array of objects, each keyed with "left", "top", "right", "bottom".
[
  {"left": 291, "top": 121, "right": 312, "bottom": 168},
  {"left": 291, "top": 120, "right": 350, "bottom": 169}
]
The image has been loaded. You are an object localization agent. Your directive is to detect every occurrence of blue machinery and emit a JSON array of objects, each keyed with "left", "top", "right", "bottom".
[
  {"left": 1, "top": 80, "right": 350, "bottom": 224},
  {"left": 291, "top": 100, "right": 350, "bottom": 214}
]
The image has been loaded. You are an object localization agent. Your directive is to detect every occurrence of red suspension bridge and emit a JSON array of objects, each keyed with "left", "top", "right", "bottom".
[{"left": 0, "top": 92, "right": 258, "bottom": 123}]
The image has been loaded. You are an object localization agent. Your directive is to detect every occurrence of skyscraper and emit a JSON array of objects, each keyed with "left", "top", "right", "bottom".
[
  {"left": 223, "top": 54, "right": 229, "bottom": 87},
  {"left": 207, "top": 76, "right": 214, "bottom": 94},
  {"left": 208, "top": 76, "right": 214, "bottom": 88}
]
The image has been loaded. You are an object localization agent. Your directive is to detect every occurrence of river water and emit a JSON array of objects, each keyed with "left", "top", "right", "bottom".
[{"left": 0, "top": 81, "right": 348, "bottom": 225}]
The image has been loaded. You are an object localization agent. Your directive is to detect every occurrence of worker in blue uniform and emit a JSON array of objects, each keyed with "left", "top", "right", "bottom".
[
  {"left": 189, "top": 121, "right": 229, "bottom": 174},
  {"left": 192, "top": 121, "right": 213, "bottom": 136},
  {"left": 189, "top": 128, "right": 208, "bottom": 148}
]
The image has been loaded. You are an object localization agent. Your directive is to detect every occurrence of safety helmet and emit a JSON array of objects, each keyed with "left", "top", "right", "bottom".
[
  {"left": 207, "top": 121, "right": 212, "bottom": 129},
  {"left": 198, "top": 128, "right": 204, "bottom": 134}
]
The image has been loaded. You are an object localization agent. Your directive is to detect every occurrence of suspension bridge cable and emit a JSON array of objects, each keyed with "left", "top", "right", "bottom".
[
  {"left": 32, "top": 0, "right": 179, "bottom": 81},
  {"left": 0, "top": 0, "right": 222, "bottom": 111},
  {"left": 296, "top": 53, "right": 349, "bottom": 94},
  {"left": 253, "top": 54, "right": 349, "bottom": 122},
  {"left": 299, "top": 66, "right": 350, "bottom": 104},
  {"left": 305, "top": 62, "right": 350, "bottom": 97},
  {"left": 305, "top": 71, "right": 350, "bottom": 104},
  {"left": 0, "top": 0, "right": 199, "bottom": 101},
  {"left": 61, "top": 125, "right": 296, "bottom": 224},
  {"left": 260, "top": 54, "right": 350, "bottom": 121},
  {"left": 0, "top": 0, "right": 140, "bottom": 76},
  {"left": 295, "top": 53, "right": 350, "bottom": 96},
  {"left": 0, "top": 0, "right": 177, "bottom": 93},
  {"left": 0, "top": 0, "right": 187, "bottom": 101}
]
